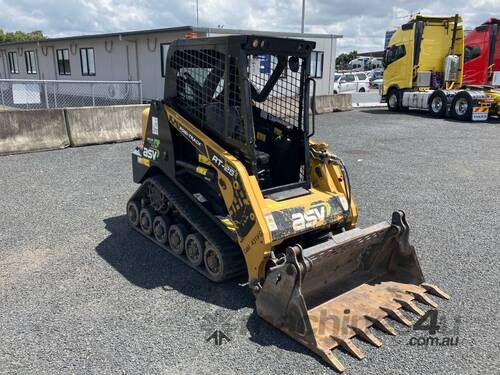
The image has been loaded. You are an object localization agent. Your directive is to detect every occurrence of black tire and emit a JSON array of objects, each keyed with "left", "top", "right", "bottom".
[
  {"left": 359, "top": 87, "right": 366, "bottom": 93},
  {"left": 153, "top": 215, "right": 170, "bottom": 244},
  {"left": 387, "top": 88, "right": 400, "bottom": 111},
  {"left": 127, "top": 201, "right": 140, "bottom": 227},
  {"left": 185, "top": 233, "right": 205, "bottom": 267},
  {"left": 450, "top": 91, "right": 473, "bottom": 121},
  {"left": 168, "top": 224, "right": 188, "bottom": 255},
  {"left": 428, "top": 91, "right": 447, "bottom": 117},
  {"left": 139, "top": 207, "right": 155, "bottom": 235},
  {"left": 203, "top": 243, "right": 226, "bottom": 282},
  {"left": 333, "top": 90, "right": 338, "bottom": 94}
]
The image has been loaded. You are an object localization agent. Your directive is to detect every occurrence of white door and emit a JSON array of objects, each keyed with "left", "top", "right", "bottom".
[{"left": 344, "top": 74, "right": 357, "bottom": 92}]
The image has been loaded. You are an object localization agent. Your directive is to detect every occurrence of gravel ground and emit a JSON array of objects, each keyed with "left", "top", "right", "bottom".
[{"left": 0, "top": 108, "right": 499, "bottom": 374}]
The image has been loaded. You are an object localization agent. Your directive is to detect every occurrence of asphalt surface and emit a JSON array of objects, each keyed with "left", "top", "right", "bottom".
[
  {"left": 1, "top": 108, "right": 499, "bottom": 374},
  {"left": 351, "top": 90, "right": 380, "bottom": 104}
]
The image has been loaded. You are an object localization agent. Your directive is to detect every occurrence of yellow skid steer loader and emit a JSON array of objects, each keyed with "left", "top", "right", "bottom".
[{"left": 126, "top": 35, "right": 449, "bottom": 371}]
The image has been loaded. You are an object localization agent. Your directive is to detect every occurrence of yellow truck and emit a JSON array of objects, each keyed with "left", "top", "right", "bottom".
[{"left": 382, "top": 14, "right": 493, "bottom": 121}]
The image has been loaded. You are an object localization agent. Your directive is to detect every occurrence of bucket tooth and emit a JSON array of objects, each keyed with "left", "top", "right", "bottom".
[
  {"left": 380, "top": 306, "right": 413, "bottom": 326},
  {"left": 350, "top": 326, "right": 383, "bottom": 347},
  {"left": 421, "top": 283, "right": 450, "bottom": 300},
  {"left": 321, "top": 350, "right": 346, "bottom": 373},
  {"left": 331, "top": 336, "right": 365, "bottom": 360},
  {"left": 394, "top": 298, "right": 424, "bottom": 316},
  {"left": 410, "top": 291, "right": 438, "bottom": 308},
  {"left": 366, "top": 316, "right": 398, "bottom": 336}
]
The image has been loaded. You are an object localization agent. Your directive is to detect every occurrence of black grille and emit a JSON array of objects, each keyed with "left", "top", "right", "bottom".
[
  {"left": 171, "top": 49, "right": 245, "bottom": 142},
  {"left": 247, "top": 54, "right": 305, "bottom": 128}
]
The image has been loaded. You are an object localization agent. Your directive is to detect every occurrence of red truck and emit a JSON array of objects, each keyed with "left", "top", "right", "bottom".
[{"left": 463, "top": 18, "right": 500, "bottom": 116}]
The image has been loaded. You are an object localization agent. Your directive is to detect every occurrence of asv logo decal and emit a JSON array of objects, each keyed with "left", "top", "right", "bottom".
[
  {"left": 143, "top": 147, "right": 159, "bottom": 160},
  {"left": 292, "top": 205, "right": 327, "bottom": 231}
]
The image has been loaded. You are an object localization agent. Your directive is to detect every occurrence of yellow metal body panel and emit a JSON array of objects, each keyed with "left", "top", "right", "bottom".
[
  {"left": 383, "top": 15, "right": 464, "bottom": 95},
  {"left": 140, "top": 107, "right": 150, "bottom": 147},
  {"left": 163, "top": 105, "right": 356, "bottom": 282}
]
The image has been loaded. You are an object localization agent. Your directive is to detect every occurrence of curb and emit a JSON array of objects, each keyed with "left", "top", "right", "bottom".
[{"left": 352, "top": 102, "right": 386, "bottom": 108}]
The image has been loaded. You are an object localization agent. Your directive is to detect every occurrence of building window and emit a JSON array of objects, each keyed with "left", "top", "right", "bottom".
[
  {"left": 80, "top": 48, "right": 96, "bottom": 76},
  {"left": 310, "top": 51, "right": 324, "bottom": 78},
  {"left": 25, "top": 51, "right": 37, "bottom": 74},
  {"left": 57, "top": 49, "right": 71, "bottom": 75},
  {"left": 8, "top": 52, "right": 19, "bottom": 74},
  {"left": 161, "top": 43, "right": 171, "bottom": 77}
]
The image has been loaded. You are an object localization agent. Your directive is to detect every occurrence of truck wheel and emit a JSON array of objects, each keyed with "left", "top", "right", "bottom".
[
  {"left": 359, "top": 87, "right": 366, "bottom": 93},
  {"left": 428, "top": 91, "right": 447, "bottom": 117},
  {"left": 387, "top": 89, "right": 400, "bottom": 111},
  {"left": 450, "top": 92, "right": 473, "bottom": 121},
  {"left": 168, "top": 224, "right": 188, "bottom": 254}
]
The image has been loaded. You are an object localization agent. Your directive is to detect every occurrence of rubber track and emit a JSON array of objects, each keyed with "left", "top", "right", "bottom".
[{"left": 128, "top": 175, "right": 245, "bottom": 282}]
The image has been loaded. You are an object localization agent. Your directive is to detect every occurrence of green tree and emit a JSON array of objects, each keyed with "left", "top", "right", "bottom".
[
  {"left": 0, "top": 29, "right": 46, "bottom": 43},
  {"left": 336, "top": 50, "right": 358, "bottom": 70}
]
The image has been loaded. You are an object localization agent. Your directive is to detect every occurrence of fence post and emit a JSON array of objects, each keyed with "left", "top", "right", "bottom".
[
  {"left": 91, "top": 83, "right": 95, "bottom": 107},
  {"left": 43, "top": 81, "right": 49, "bottom": 108},
  {"left": 139, "top": 82, "right": 143, "bottom": 104},
  {"left": 53, "top": 82, "right": 58, "bottom": 108},
  {"left": 0, "top": 83, "right": 4, "bottom": 107}
]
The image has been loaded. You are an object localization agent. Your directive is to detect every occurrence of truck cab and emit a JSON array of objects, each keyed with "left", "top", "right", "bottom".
[
  {"left": 383, "top": 15, "right": 464, "bottom": 98},
  {"left": 381, "top": 14, "right": 494, "bottom": 121},
  {"left": 463, "top": 18, "right": 500, "bottom": 86}
]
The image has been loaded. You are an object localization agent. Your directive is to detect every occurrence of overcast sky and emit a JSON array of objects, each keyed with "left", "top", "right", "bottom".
[{"left": 1, "top": 0, "right": 499, "bottom": 53}]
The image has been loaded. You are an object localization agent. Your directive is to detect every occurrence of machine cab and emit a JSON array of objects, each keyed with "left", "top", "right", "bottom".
[{"left": 164, "top": 35, "right": 316, "bottom": 198}]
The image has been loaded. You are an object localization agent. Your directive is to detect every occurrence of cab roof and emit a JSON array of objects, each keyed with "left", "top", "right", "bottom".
[
  {"left": 172, "top": 35, "right": 316, "bottom": 57},
  {"left": 409, "top": 14, "right": 463, "bottom": 23},
  {"left": 483, "top": 18, "right": 500, "bottom": 25}
]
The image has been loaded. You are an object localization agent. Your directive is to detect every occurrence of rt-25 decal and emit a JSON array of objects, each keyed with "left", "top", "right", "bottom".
[{"left": 210, "top": 152, "right": 236, "bottom": 178}]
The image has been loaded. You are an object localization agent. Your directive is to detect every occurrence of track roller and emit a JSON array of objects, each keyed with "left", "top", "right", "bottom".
[
  {"left": 168, "top": 224, "right": 188, "bottom": 254},
  {"left": 127, "top": 201, "right": 140, "bottom": 227},
  {"left": 153, "top": 215, "right": 170, "bottom": 244},
  {"left": 139, "top": 207, "right": 156, "bottom": 235},
  {"left": 204, "top": 243, "right": 226, "bottom": 281},
  {"left": 185, "top": 233, "right": 205, "bottom": 266}
]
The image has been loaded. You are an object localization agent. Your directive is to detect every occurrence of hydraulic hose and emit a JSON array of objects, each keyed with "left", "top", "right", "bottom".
[
  {"left": 332, "top": 155, "right": 352, "bottom": 223},
  {"left": 310, "top": 147, "right": 353, "bottom": 225}
]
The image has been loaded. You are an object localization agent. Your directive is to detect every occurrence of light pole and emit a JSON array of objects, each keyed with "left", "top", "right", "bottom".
[
  {"left": 196, "top": 0, "right": 199, "bottom": 26},
  {"left": 301, "top": 0, "right": 305, "bottom": 33}
]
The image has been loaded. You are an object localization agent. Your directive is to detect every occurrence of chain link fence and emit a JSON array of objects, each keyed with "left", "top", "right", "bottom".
[{"left": 0, "top": 79, "right": 143, "bottom": 110}]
